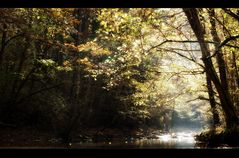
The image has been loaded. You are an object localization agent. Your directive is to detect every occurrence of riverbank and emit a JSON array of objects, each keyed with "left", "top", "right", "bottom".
[{"left": 195, "top": 128, "right": 239, "bottom": 147}]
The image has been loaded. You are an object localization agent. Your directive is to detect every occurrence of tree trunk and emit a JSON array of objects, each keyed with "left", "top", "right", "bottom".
[
  {"left": 0, "top": 23, "right": 7, "bottom": 67},
  {"left": 232, "top": 51, "right": 239, "bottom": 87},
  {"left": 230, "top": 51, "right": 239, "bottom": 115},
  {"left": 206, "top": 72, "right": 220, "bottom": 128},
  {"left": 208, "top": 9, "right": 229, "bottom": 92},
  {"left": 183, "top": 8, "right": 239, "bottom": 129}
]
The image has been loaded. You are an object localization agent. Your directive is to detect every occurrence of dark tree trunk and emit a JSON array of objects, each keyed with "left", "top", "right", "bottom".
[
  {"left": 208, "top": 9, "right": 229, "bottom": 91},
  {"left": 59, "top": 9, "right": 93, "bottom": 142},
  {"left": 0, "top": 23, "right": 7, "bottom": 67},
  {"left": 183, "top": 8, "right": 239, "bottom": 129},
  {"left": 206, "top": 72, "right": 220, "bottom": 128},
  {"left": 232, "top": 51, "right": 239, "bottom": 87},
  {"left": 208, "top": 8, "right": 235, "bottom": 128},
  {"left": 10, "top": 39, "right": 29, "bottom": 102}
]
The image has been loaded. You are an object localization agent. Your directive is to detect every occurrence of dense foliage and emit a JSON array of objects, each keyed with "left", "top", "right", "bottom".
[{"left": 1, "top": 8, "right": 239, "bottom": 144}]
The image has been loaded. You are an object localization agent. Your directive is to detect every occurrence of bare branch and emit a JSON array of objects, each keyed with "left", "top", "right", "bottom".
[
  {"left": 147, "top": 38, "right": 239, "bottom": 62},
  {"left": 157, "top": 47, "right": 205, "bottom": 69},
  {"left": 164, "top": 48, "right": 201, "bottom": 52},
  {"left": 219, "top": 35, "right": 239, "bottom": 49},
  {"left": 146, "top": 39, "right": 215, "bottom": 54},
  {"left": 148, "top": 69, "right": 204, "bottom": 75},
  {"left": 186, "top": 96, "right": 220, "bottom": 105},
  {"left": 208, "top": 35, "right": 239, "bottom": 59}
]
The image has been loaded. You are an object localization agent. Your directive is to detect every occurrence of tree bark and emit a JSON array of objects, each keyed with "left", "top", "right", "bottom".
[
  {"left": 183, "top": 8, "right": 239, "bottom": 129},
  {"left": 232, "top": 51, "right": 239, "bottom": 87},
  {"left": 0, "top": 23, "right": 7, "bottom": 67},
  {"left": 206, "top": 72, "right": 220, "bottom": 128},
  {"left": 209, "top": 9, "right": 229, "bottom": 91}
]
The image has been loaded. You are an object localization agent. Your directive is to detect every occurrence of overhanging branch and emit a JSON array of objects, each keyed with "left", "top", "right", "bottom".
[{"left": 157, "top": 47, "right": 205, "bottom": 69}]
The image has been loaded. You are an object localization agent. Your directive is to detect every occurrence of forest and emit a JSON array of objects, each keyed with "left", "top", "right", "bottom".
[{"left": 0, "top": 8, "right": 239, "bottom": 148}]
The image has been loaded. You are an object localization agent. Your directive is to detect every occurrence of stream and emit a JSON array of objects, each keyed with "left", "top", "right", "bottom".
[
  {"left": 68, "top": 131, "right": 202, "bottom": 149},
  {"left": 0, "top": 129, "right": 236, "bottom": 149}
]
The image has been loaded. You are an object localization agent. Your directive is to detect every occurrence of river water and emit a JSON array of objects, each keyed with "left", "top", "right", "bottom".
[
  {"left": 69, "top": 131, "right": 203, "bottom": 149},
  {"left": 1, "top": 130, "right": 235, "bottom": 149}
]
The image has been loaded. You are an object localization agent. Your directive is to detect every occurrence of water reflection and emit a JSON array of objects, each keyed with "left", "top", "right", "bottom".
[
  {"left": 70, "top": 131, "right": 198, "bottom": 148},
  {"left": 134, "top": 132, "right": 196, "bottom": 148}
]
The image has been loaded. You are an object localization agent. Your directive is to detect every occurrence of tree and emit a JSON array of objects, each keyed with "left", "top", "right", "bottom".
[{"left": 183, "top": 8, "right": 239, "bottom": 130}]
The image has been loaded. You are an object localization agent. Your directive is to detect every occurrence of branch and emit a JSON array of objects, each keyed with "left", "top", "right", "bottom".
[
  {"left": 147, "top": 40, "right": 172, "bottom": 53},
  {"left": 4, "top": 33, "right": 25, "bottom": 46},
  {"left": 164, "top": 48, "right": 201, "bottom": 52},
  {"left": 219, "top": 35, "right": 239, "bottom": 49},
  {"left": 148, "top": 69, "right": 204, "bottom": 75},
  {"left": 186, "top": 96, "right": 220, "bottom": 105},
  {"left": 208, "top": 35, "right": 239, "bottom": 59},
  {"left": 157, "top": 47, "right": 205, "bottom": 69},
  {"left": 222, "top": 8, "right": 239, "bottom": 22},
  {"left": 146, "top": 39, "right": 217, "bottom": 54},
  {"left": 224, "top": 44, "right": 239, "bottom": 49},
  {"left": 15, "top": 84, "right": 62, "bottom": 106},
  {"left": 211, "top": 9, "right": 232, "bottom": 37},
  {"left": 151, "top": 38, "right": 239, "bottom": 62},
  {"left": 147, "top": 39, "right": 239, "bottom": 55}
]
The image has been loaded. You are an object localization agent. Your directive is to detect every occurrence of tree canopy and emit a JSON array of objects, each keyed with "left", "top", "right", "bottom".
[{"left": 1, "top": 8, "right": 239, "bottom": 146}]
